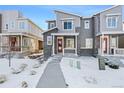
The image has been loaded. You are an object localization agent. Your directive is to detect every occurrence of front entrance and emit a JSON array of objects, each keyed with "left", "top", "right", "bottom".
[
  {"left": 100, "top": 35, "right": 109, "bottom": 55},
  {"left": 57, "top": 37, "right": 63, "bottom": 53},
  {"left": 103, "top": 37, "right": 107, "bottom": 53}
]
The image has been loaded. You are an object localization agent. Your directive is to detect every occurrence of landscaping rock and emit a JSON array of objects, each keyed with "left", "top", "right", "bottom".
[
  {"left": 30, "top": 70, "right": 37, "bottom": 75},
  {"left": 19, "top": 64, "right": 28, "bottom": 71},
  {"left": 0, "top": 74, "right": 6, "bottom": 84},
  {"left": 33, "top": 63, "right": 41, "bottom": 68},
  {"left": 11, "top": 68, "right": 22, "bottom": 74},
  {"left": 21, "top": 81, "right": 28, "bottom": 88}
]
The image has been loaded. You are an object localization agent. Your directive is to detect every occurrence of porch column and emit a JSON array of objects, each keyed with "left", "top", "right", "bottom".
[
  {"left": 117, "top": 35, "right": 119, "bottom": 48},
  {"left": 52, "top": 35, "right": 55, "bottom": 55},
  {"left": 0, "top": 35, "right": 2, "bottom": 53},
  {"left": 101, "top": 34, "right": 104, "bottom": 56},
  {"left": 75, "top": 35, "right": 78, "bottom": 56},
  {"left": 20, "top": 35, "right": 23, "bottom": 53}
]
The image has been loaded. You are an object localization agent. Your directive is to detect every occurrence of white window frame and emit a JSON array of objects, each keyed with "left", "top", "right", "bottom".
[
  {"left": 111, "top": 37, "right": 117, "bottom": 48},
  {"left": 106, "top": 16, "right": 118, "bottom": 28},
  {"left": 50, "top": 23, "right": 55, "bottom": 29},
  {"left": 62, "top": 20, "right": 73, "bottom": 31},
  {"left": 10, "top": 21, "right": 15, "bottom": 29},
  {"left": 47, "top": 36, "right": 52, "bottom": 45},
  {"left": 66, "top": 38, "right": 74, "bottom": 48},
  {"left": 85, "top": 38, "right": 93, "bottom": 48},
  {"left": 84, "top": 20, "right": 90, "bottom": 29},
  {"left": 18, "top": 21, "right": 25, "bottom": 30}
]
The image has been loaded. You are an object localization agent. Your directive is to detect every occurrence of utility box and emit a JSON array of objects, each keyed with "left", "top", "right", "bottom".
[{"left": 98, "top": 56, "right": 105, "bottom": 70}]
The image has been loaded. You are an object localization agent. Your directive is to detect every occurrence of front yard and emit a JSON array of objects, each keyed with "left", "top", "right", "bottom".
[
  {"left": 0, "top": 58, "right": 48, "bottom": 88},
  {"left": 60, "top": 56, "right": 124, "bottom": 88}
]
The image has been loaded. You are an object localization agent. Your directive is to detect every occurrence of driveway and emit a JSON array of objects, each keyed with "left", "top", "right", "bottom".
[{"left": 36, "top": 55, "right": 67, "bottom": 88}]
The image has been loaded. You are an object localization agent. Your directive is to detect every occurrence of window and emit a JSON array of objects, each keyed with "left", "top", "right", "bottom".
[
  {"left": 23, "top": 38, "right": 28, "bottom": 46},
  {"left": 10, "top": 21, "right": 14, "bottom": 29},
  {"left": 106, "top": 16, "right": 118, "bottom": 28},
  {"left": 19, "top": 22, "right": 25, "bottom": 29},
  {"left": 84, "top": 20, "right": 90, "bottom": 29},
  {"left": 85, "top": 38, "right": 93, "bottom": 48},
  {"left": 47, "top": 36, "right": 52, "bottom": 45},
  {"left": 66, "top": 38, "right": 74, "bottom": 48},
  {"left": 5, "top": 24, "right": 8, "bottom": 29},
  {"left": 50, "top": 23, "right": 55, "bottom": 29},
  {"left": 111, "top": 37, "right": 116, "bottom": 47},
  {"left": 63, "top": 21, "right": 73, "bottom": 30}
]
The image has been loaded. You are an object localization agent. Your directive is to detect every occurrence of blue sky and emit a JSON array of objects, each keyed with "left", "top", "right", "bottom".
[{"left": 0, "top": 5, "right": 121, "bottom": 30}]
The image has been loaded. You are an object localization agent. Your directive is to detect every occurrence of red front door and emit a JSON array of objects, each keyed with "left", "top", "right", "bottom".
[
  {"left": 57, "top": 39, "right": 63, "bottom": 53},
  {"left": 103, "top": 37, "right": 107, "bottom": 54}
]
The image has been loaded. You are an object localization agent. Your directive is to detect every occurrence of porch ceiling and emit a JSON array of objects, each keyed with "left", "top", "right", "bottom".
[
  {"left": 51, "top": 33, "right": 79, "bottom": 36},
  {"left": 96, "top": 31, "right": 124, "bottom": 36}
]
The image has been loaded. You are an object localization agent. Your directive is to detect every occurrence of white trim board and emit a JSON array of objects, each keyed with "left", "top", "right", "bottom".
[
  {"left": 96, "top": 31, "right": 124, "bottom": 36},
  {"left": 51, "top": 33, "right": 79, "bottom": 36}
]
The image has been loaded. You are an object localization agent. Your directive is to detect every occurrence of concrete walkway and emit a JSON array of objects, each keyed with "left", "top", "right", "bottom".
[{"left": 36, "top": 55, "right": 67, "bottom": 88}]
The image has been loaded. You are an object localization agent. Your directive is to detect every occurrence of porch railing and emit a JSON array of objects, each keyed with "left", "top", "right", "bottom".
[{"left": 114, "top": 48, "right": 124, "bottom": 55}]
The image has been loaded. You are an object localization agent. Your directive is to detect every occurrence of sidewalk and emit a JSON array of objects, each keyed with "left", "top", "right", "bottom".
[{"left": 36, "top": 55, "right": 67, "bottom": 88}]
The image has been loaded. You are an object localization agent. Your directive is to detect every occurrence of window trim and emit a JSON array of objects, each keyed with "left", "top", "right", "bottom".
[
  {"left": 18, "top": 21, "right": 25, "bottom": 30},
  {"left": 49, "top": 22, "right": 55, "bottom": 29},
  {"left": 47, "top": 36, "right": 52, "bottom": 45},
  {"left": 66, "top": 38, "right": 74, "bottom": 48},
  {"left": 84, "top": 20, "right": 90, "bottom": 29},
  {"left": 85, "top": 38, "right": 93, "bottom": 49},
  {"left": 106, "top": 16, "right": 118, "bottom": 29},
  {"left": 62, "top": 20, "right": 73, "bottom": 31}
]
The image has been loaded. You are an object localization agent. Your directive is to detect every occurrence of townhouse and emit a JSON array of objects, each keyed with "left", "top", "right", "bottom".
[
  {"left": 43, "top": 5, "right": 124, "bottom": 60},
  {"left": 0, "top": 10, "right": 44, "bottom": 54}
]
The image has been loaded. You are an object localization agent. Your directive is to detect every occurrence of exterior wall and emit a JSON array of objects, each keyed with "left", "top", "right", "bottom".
[
  {"left": 55, "top": 11, "right": 81, "bottom": 33},
  {"left": 47, "top": 21, "right": 56, "bottom": 29},
  {"left": 0, "top": 14, "right": 2, "bottom": 33},
  {"left": 92, "top": 14, "right": 100, "bottom": 56},
  {"left": 93, "top": 14, "right": 100, "bottom": 35},
  {"left": 0, "top": 11, "right": 23, "bottom": 33},
  {"left": 100, "top": 6, "right": 123, "bottom": 32},
  {"left": 79, "top": 18, "right": 94, "bottom": 56},
  {"left": 43, "top": 28, "right": 58, "bottom": 60},
  {"left": 0, "top": 10, "right": 43, "bottom": 39},
  {"left": 79, "top": 49, "right": 93, "bottom": 56},
  {"left": 0, "top": 10, "right": 43, "bottom": 53}
]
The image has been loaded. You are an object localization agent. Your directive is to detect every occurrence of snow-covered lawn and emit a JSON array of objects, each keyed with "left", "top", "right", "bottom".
[
  {"left": 0, "top": 58, "right": 48, "bottom": 88},
  {"left": 60, "top": 56, "right": 124, "bottom": 88}
]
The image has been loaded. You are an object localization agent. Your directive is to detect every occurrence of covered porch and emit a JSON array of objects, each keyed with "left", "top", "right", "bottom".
[
  {"left": 0, "top": 33, "right": 41, "bottom": 54},
  {"left": 51, "top": 33, "right": 79, "bottom": 56},
  {"left": 96, "top": 31, "right": 124, "bottom": 56}
]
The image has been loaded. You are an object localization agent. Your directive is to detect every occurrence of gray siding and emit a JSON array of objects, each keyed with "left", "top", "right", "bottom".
[
  {"left": 55, "top": 11, "right": 81, "bottom": 33},
  {"left": 0, "top": 14, "right": 2, "bottom": 33},
  {"left": 92, "top": 14, "right": 100, "bottom": 56},
  {"left": 78, "top": 18, "right": 94, "bottom": 56},
  {"left": 100, "top": 6, "right": 122, "bottom": 32},
  {"left": 43, "top": 28, "right": 58, "bottom": 60},
  {"left": 48, "top": 21, "right": 56, "bottom": 29}
]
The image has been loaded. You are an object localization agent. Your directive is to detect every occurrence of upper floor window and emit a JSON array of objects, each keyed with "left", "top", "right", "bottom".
[
  {"left": 84, "top": 20, "right": 90, "bottom": 29},
  {"left": 49, "top": 23, "right": 55, "bottom": 29},
  {"left": 10, "top": 21, "right": 14, "bottom": 29},
  {"left": 63, "top": 21, "right": 73, "bottom": 30},
  {"left": 19, "top": 22, "right": 25, "bottom": 29},
  {"left": 106, "top": 16, "right": 118, "bottom": 28}
]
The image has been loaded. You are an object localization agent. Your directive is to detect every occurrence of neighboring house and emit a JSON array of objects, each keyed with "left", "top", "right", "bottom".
[
  {"left": 0, "top": 10, "right": 44, "bottom": 54},
  {"left": 43, "top": 5, "right": 124, "bottom": 60}
]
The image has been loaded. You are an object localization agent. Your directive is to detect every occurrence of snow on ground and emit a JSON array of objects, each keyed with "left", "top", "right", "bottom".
[
  {"left": 60, "top": 56, "right": 124, "bottom": 88},
  {"left": 0, "top": 58, "right": 48, "bottom": 88}
]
